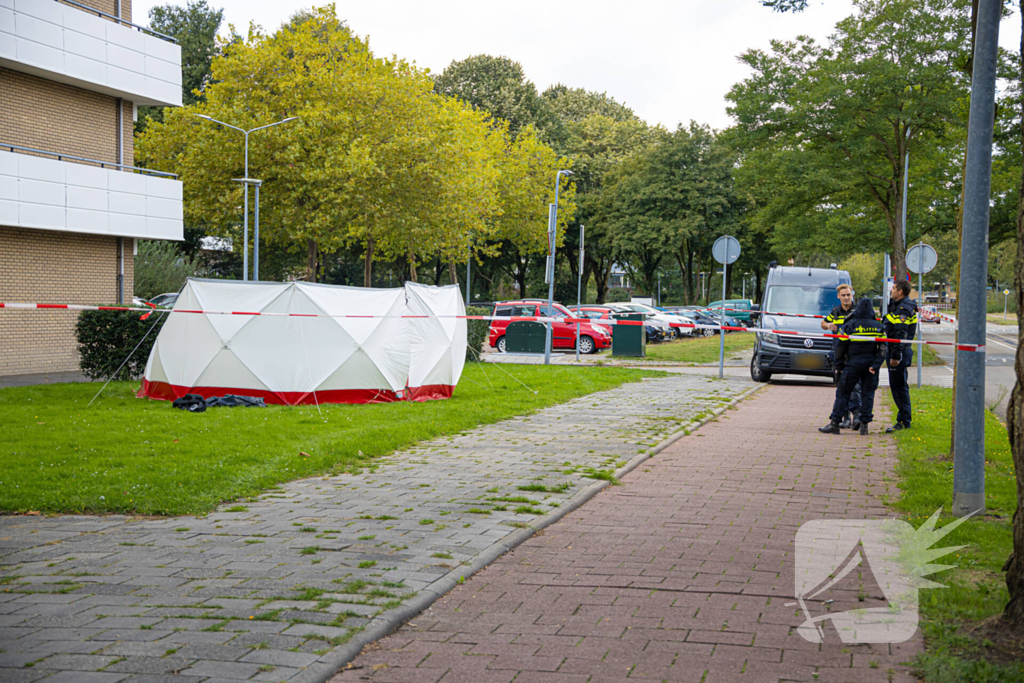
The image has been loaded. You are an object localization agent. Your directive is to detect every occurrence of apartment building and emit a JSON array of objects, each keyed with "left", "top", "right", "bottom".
[{"left": 0, "top": 0, "right": 183, "bottom": 376}]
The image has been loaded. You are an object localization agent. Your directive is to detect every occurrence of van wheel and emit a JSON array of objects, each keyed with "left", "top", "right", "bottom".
[
  {"left": 496, "top": 336, "right": 507, "bottom": 353},
  {"left": 577, "top": 335, "right": 595, "bottom": 354},
  {"left": 750, "top": 355, "right": 771, "bottom": 383}
]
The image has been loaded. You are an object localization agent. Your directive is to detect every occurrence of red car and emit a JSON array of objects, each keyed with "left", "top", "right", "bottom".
[
  {"left": 489, "top": 300, "right": 612, "bottom": 354},
  {"left": 921, "top": 305, "right": 941, "bottom": 324}
]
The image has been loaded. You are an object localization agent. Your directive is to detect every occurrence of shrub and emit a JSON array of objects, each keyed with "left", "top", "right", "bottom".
[
  {"left": 465, "top": 305, "right": 490, "bottom": 362},
  {"left": 134, "top": 240, "right": 202, "bottom": 300},
  {"left": 75, "top": 308, "right": 168, "bottom": 380}
]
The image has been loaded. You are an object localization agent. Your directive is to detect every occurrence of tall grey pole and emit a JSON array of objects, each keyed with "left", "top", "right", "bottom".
[
  {"left": 882, "top": 253, "right": 890, "bottom": 318},
  {"left": 718, "top": 246, "right": 729, "bottom": 379},
  {"left": 253, "top": 183, "right": 260, "bottom": 281},
  {"left": 466, "top": 247, "right": 471, "bottom": 307},
  {"left": 575, "top": 225, "right": 584, "bottom": 362},
  {"left": 243, "top": 132, "right": 249, "bottom": 282},
  {"left": 917, "top": 243, "right": 923, "bottom": 388},
  {"left": 901, "top": 153, "right": 909, "bottom": 251},
  {"left": 544, "top": 170, "right": 572, "bottom": 365},
  {"left": 953, "top": 0, "right": 999, "bottom": 518}
]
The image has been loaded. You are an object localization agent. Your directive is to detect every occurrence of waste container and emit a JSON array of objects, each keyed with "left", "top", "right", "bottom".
[
  {"left": 612, "top": 313, "right": 646, "bottom": 357},
  {"left": 505, "top": 320, "right": 548, "bottom": 353}
]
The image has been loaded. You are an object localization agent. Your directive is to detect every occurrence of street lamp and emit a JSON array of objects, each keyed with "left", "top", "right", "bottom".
[
  {"left": 194, "top": 114, "right": 299, "bottom": 281},
  {"left": 543, "top": 169, "right": 573, "bottom": 365}
]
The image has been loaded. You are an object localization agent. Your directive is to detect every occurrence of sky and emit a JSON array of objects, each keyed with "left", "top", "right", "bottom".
[{"left": 133, "top": 0, "right": 1023, "bottom": 131}]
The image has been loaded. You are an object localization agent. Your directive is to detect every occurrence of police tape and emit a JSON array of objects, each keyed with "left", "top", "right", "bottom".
[{"left": 2, "top": 301, "right": 986, "bottom": 352}]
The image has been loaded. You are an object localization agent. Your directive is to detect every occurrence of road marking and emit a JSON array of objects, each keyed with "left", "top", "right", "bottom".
[{"left": 985, "top": 334, "right": 1018, "bottom": 352}]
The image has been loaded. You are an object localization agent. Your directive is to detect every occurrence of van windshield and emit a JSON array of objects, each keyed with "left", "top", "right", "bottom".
[{"left": 765, "top": 286, "right": 841, "bottom": 317}]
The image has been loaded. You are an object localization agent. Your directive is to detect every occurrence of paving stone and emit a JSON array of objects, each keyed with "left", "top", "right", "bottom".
[
  {"left": 0, "top": 372, "right": 748, "bottom": 682},
  {"left": 328, "top": 383, "right": 918, "bottom": 682}
]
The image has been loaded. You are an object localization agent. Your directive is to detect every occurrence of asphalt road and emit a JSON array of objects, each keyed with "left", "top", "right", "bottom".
[{"left": 920, "top": 318, "right": 1018, "bottom": 421}]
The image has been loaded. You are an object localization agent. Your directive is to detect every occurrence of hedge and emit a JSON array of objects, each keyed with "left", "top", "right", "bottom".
[
  {"left": 75, "top": 308, "right": 168, "bottom": 380},
  {"left": 466, "top": 305, "right": 490, "bottom": 362}
]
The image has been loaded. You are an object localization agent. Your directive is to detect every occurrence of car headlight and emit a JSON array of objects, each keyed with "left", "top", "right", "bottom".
[
  {"left": 761, "top": 332, "right": 779, "bottom": 345},
  {"left": 592, "top": 324, "right": 611, "bottom": 336}
]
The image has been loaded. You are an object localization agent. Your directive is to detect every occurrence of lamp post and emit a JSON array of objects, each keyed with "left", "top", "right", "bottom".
[
  {"left": 194, "top": 114, "right": 299, "bottom": 281},
  {"left": 543, "top": 169, "right": 573, "bottom": 366}
]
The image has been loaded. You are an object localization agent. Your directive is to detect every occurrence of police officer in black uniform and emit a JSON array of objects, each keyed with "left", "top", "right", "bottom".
[
  {"left": 819, "top": 298, "right": 886, "bottom": 435},
  {"left": 884, "top": 280, "right": 918, "bottom": 432},
  {"left": 822, "top": 284, "right": 861, "bottom": 429}
]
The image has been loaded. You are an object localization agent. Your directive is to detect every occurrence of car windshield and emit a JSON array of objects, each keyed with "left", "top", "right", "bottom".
[
  {"left": 539, "top": 304, "right": 568, "bottom": 317},
  {"left": 765, "top": 285, "right": 841, "bottom": 317}
]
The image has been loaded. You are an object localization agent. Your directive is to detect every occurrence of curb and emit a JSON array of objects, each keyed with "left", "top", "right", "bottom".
[{"left": 296, "top": 381, "right": 766, "bottom": 683}]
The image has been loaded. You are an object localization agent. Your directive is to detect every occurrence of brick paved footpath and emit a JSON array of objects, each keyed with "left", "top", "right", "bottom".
[
  {"left": 0, "top": 372, "right": 752, "bottom": 682},
  {"left": 331, "top": 384, "right": 919, "bottom": 683}
]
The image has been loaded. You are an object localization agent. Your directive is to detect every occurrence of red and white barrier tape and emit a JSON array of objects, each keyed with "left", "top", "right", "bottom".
[{"left": 0, "top": 302, "right": 985, "bottom": 352}]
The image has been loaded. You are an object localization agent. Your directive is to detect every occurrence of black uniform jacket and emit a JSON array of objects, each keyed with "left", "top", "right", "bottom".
[
  {"left": 883, "top": 297, "right": 918, "bottom": 364},
  {"left": 835, "top": 299, "right": 886, "bottom": 373}
]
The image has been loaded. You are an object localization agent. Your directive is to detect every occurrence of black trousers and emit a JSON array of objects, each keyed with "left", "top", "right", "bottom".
[
  {"left": 888, "top": 349, "right": 913, "bottom": 426},
  {"left": 830, "top": 360, "right": 880, "bottom": 424},
  {"left": 831, "top": 350, "right": 861, "bottom": 413}
]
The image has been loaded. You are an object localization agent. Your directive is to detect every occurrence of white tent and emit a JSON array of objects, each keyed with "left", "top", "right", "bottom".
[{"left": 138, "top": 279, "right": 466, "bottom": 405}]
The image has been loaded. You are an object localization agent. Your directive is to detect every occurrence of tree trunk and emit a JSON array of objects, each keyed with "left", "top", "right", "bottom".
[
  {"left": 686, "top": 247, "right": 695, "bottom": 304},
  {"left": 755, "top": 269, "right": 764, "bottom": 303},
  {"left": 306, "top": 239, "right": 319, "bottom": 283},
  {"left": 515, "top": 253, "right": 528, "bottom": 298},
  {"left": 1002, "top": 0, "right": 1024, "bottom": 624},
  {"left": 408, "top": 251, "right": 418, "bottom": 283},
  {"left": 449, "top": 260, "right": 458, "bottom": 286},
  {"left": 363, "top": 237, "right": 374, "bottom": 288},
  {"left": 725, "top": 263, "right": 734, "bottom": 301}
]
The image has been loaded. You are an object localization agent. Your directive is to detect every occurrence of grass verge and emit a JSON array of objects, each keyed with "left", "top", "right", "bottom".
[
  {"left": 644, "top": 333, "right": 755, "bottom": 364},
  {"left": 920, "top": 342, "right": 946, "bottom": 366},
  {"left": 0, "top": 364, "right": 663, "bottom": 516},
  {"left": 888, "top": 386, "right": 1021, "bottom": 682}
]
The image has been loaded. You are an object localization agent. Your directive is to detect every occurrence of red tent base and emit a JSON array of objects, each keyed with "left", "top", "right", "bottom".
[{"left": 137, "top": 379, "right": 454, "bottom": 406}]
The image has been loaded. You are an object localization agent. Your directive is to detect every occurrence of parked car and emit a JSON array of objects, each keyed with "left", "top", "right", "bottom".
[
  {"left": 706, "top": 299, "right": 754, "bottom": 325},
  {"left": 489, "top": 300, "right": 612, "bottom": 354},
  {"left": 691, "top": 307, "right": 745, "bottom": 330},
  {"left": 132, "top": 297, "right": 151, "bottom": 307},
  {"left": 921, "top": 305, "right": 941, "bottom": 324},
  {"left": 148, "top": 292, "right": 179, "bottom": 308},
  {"left": 675, "top": 308, "right": 721, "bottom": 337},
  {"left": 568, "top": 305, "right": 665, "bottom": 344},
  {"left": 606, "top": 302, "right": 689, "bottom": 338}
]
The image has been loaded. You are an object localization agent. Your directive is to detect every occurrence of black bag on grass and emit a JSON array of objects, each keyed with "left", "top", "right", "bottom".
[{"left": 172, "top": 394, "right": 207, "bottom": 413}]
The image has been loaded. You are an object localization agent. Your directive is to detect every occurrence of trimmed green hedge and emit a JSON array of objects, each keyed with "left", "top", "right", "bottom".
[
  {"left": 466, "top": 305, "right": 490, "bottom": 361},
  {"left": 75, "top": 308, "right": 167, "bottom": 380}
]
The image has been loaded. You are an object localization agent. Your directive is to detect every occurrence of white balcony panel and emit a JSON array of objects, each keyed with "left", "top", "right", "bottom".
[
  {"left": 109, "top": 190, "right": 146, "bottom": 216},
  {"left": 0, "top": 151, "right": 182, "bottom": 241},
  {"left": 67, "top": 185, "right": 107, "bottom": 212},
  {"left": 0, "top": 1, "right": 182, "bottom": 106}
]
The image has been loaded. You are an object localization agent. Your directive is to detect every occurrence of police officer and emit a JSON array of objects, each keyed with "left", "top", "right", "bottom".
[
  {"left": 819, "top": 298, "right": 886, "bottom": 435},
  {"left": 822, "top": 284, "right": 861, "bottom": 429},
  {"left": 884, "top": 280, "right": 918, "bottom": 432}
]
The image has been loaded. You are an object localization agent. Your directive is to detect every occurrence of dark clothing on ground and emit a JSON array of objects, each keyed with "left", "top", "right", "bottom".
[
  {"left": 884, "top": 297, "right": 918, "bottom": 426},
  {"left": 829, "top": 299, "right": 886, "bottom": 424},
  {"left": 825, "top": 302, "right": 860, "bottom": 413}
]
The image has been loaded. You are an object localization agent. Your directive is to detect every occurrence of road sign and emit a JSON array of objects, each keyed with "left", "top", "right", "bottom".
[
  {"left": 906, "top": 243, "right": 937, "bottom": 274},
  {"left": 712, "top": 236, "right": 741, "bottom": 265},
  {"left": 1005, "top": 289, "right": 1011, "bottom": 296}
]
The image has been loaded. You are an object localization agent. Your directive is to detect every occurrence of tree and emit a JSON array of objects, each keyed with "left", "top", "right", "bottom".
[
  {"left": 434, "top": 55, "right": 563, "bottom": 144},
  {"left": 839, "top": 253, "right": 883, "bottom": 298},
  {"left": 137, "top": 0, "right": 224, "bottom": 133},
  {"left": 1003, "top": 0, "right": 1024, "bottom": 626},
  {"left": 596, "top": 123, "right": 741, "bottom": 302},
  {"left": 134, "top": 240, "right": 203, "bottom": 299},
  {"left": 137, "top": 7, "right": 502, "bottom": 288},
  {"left": 727, "top": 0, "right": 972, "bottom": 278}
]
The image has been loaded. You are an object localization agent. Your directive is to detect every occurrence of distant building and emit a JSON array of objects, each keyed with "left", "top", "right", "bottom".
[{"left": 0, "top": 0, "right": 184, "bottom": 376}]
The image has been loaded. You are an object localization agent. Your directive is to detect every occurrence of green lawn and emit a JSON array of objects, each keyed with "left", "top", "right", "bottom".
[
  {"left": 0, "top": 364, "right": 662, "bottom": 516},
  {"left": 888, "top": 387, "right": 1021, "bottom": 682},
  {"left": 921, "top": 342, "right": 946, "bottom": 366},
  {"left": 644, "top": 333, "right": 756, "bottom": 363}
]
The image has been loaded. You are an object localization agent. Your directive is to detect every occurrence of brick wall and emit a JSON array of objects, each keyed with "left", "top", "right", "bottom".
[
  {"left": 0, "top": 227, "right": 134, "bottom": 376},
  {"left": 59, "top": 0, "right": 134, "bottom": 23},
  {"left": 1, "top": 69, "right": 133, "bottom": 167}
]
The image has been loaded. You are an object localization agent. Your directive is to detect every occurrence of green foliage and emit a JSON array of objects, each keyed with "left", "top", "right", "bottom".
[
  {"left": 726, "top": 0, "right": 971, "bottom": 276},
  {"left": 464, "top": 305, "right": 490, "bottom": 362},
  {"left": 888, "top": 387, "right": 1017, "bottom": 681},
  {"left": 0, "top": 365, "right": 662, "bottom": 515},
  {"left": 75, "top": 309, "right": 168, "bottom": 380},
  {"left": 136, "top": 1, "right": 224, "bottom": 132},
  {"left": 134, "top": 240, "right": 202, "bottom": 300},
  {"left": 839, "top": 253, "right": 883, "bottom": 298}
]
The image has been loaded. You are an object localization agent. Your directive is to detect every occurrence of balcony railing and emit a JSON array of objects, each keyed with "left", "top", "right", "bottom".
[
  {"left": 2, "top": 143, "right": 177, "bottom": 179},
  {"left": 57, "top": 0, "right": 177, "bottom": 44}
]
